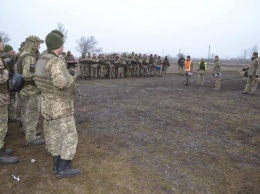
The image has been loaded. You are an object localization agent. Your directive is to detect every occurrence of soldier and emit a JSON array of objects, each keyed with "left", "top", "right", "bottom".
[
  {"left": 212, "top": 55, "right": 221, "bottom": 91},
  {"left": 34, "top": 32, "right": 80, "bottom": 178},
  {"left": 141, "top": 54, "right": 149, "bottom": 77},
  {"left": 108, "top": 54, "right": 116, "bottom": 79},
  {"left": 15, "top": 35, "right": 45, "bottom": 146},
  {"left": 78, "top": 53, "right": 88, "bottom": 79},
  {"left": 2, "top": 45, "right": 20, "bottom": 123},
  {"left": 241, "top": 52, "right": 260, "bottom": 95},
  {"left": 90, "top": 53, "right": 98, "bottom": 79},
  {"left": 178, "top": 56, "right": 185, "bottom": 76},
  {"left": 98, "top": 54, "right": 107, "bottom": 79},
  {"left": 184, "top": 55, "right": 193, "bottom": 86},
  {"left": 162, "top": 56, "right": 170, "bottom": 77},
  {"left": 155, "top": 56, "right": 162, "bottom": 76},
  {"left": 0, "top": 37, "right": 19, "bottom": 164},
  {"left": 196, "top": 58, "right": 207, "bottom": 86}
]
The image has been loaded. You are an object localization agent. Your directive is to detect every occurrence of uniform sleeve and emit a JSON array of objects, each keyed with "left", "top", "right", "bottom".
[
  {"left": 46, "top": 57, "right": 74, "bottom": 89},
  {"left": 255, "top": 59, "right": 260, "bottom": 76},
  {"left": 0, "top": 60, "right": 9, "bottom": 84},
  {"left": 22, "top": 55, "right": 36, "bottom": 81}
]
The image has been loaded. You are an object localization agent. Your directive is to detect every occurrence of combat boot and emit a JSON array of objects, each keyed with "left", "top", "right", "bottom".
[
  {"left": 25, "top": 138, "right": 45, "bottom": 146},
  {"left": 57, "top": 158, "right": 80, "bottom": 178},
  {"left": 53, "top": 156, "right": 61, "bottom": 174},
  {"left": 0, "top": 156, "right": 19, "bottom": 164},
  {"left": 0, "top": 148, "right": 13, "bottom": 156}
]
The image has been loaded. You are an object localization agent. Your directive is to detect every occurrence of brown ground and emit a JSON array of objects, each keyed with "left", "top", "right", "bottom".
[{"left": 1, "top": 63, "right": 260, "bottom": 194}]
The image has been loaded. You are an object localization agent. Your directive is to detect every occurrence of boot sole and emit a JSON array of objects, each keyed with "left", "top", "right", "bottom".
[{"left": 56, "top": 172, "right": 80, "bottom": 178}]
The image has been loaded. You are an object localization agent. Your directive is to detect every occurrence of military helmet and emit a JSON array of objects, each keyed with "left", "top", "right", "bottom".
[{"left": 9, "top": 73, "right": 25, "bottom": 92}]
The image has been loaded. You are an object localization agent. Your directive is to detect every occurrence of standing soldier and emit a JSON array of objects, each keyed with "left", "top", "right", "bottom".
[
  {"left": 0, "top": 37, "right": 19, "bottom": 164},
  {"left": 90, "top": 53, "right": 98, "bottom": 79},
  {"left": 162, "top": 56, "right": 170, "bottom": 77},
  {"left": 2, "top": 45, "right": 20, "bottom": 122},
  {"left": 15, "top": 35, "right": 45, "bottom": 146},
  {"left": 141, "top": 54, "right": 149, "bottom": 77},
  {"left": 78, "top": 53, "right": 87, "bottom": 79},
  {"left": 241, "top": 52, "right": 260, "bottom": 95},
  {"left": 184, "top": 56, "right": 193, "bottom": 86},
  {"left": 196, "top": 58, "right": 207, "bottom": 86},
  {"left": 178, "top": 56, "right": 185, "bottom": 76},
  {"left": 148, "top": 54, "right": 154, "bottom": 77},
  {"left": 212, "top": 55, "right": 221, "bottom": 91},
  {"left": 34, "top": 32, "right": 80, "bottom": 178}
]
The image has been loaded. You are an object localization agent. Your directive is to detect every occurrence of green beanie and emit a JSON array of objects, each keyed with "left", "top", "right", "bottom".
[
  {"left": 3, "top": 44, "right": 13, "bottom": 52},
  {"left": 253, "top": 52, "right": 258, "bottom": 57},
  {"left": 51, "top": 30, "right": 64, "bottom": 38},
  {"left": 45, "top": 33, "right": 64, "bottom": 50}
]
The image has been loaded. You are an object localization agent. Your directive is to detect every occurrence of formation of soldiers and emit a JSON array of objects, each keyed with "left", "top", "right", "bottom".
[{"left": 75, "top": 52, "right": 170, "bottom": 79}]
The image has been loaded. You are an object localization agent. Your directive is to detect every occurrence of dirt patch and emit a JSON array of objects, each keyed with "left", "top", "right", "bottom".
[{"left": 1, "top": 64, "right": 260, "bottom": 194}]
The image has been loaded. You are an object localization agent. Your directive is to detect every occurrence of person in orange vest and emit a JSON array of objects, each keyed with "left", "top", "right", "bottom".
[{"left": 184, "top": 55, "right": 193, "bottom": 86}]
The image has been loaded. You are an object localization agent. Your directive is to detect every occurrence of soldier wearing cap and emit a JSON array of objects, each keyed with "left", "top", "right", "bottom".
[
  {"left": 15, "top": 35, "right": 45, "bottom": 146},
  {"left": 241, "top": 52, "right": 260, "bottom": 95},
  {"left": 0, "top": 37, "right": 19, "bottom": 164},
  {"left": 34, "top": 32, "right": 80, "bottom": 178}
]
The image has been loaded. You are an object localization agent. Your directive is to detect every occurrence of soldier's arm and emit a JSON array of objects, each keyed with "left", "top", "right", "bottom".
[
  {"left": 0, "top": 62, "right": 9, "bottom": 84},
  {"left": 22, "top": 55, "right": 36, "bottom": 81},
  {"left": 47, "top": 57, "right": 74, "bottom": 89}
]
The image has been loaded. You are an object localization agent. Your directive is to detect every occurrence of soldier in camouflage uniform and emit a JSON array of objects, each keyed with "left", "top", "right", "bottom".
[
  {"left": 141, "top": 54, "right": 149, "bottom": 77},
  {"left": 0, "top": 37, "right": 19, "bottom": 164},
  {"left": 212, "top": 55, "right": 221, "bottom": 90},
  {"left": 90, "top": 54, "right": 99, "bottom": 79},
  {"left": 78, "top": 53, "right": 88, "bottom": 79},
  {"left": 34, "top": 32, "right": 80, "bottom": 178},
  {"left": 162, "top": 56, "right": 170, "bottom": 77},
  {"left": 15, "top": 35, "right": 45, "bottom": 146},
  {"left": 2, "top": 45, "right": 20, "bottom": 123},
  {"left": 241, "top": 52, "right": 260, "bottom": 95}
]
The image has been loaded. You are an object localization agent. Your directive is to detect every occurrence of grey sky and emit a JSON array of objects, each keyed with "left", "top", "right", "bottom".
[{"left": 1, "top": 0, "right": 259, "bottom": 59}]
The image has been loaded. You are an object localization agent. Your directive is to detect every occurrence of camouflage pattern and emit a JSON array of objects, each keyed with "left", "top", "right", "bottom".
[
  {"left": 162, "top": 56, "right": 170, "bottom": 77},
  {"left": 197, "top": 60, "right": 207, "bottom": 86},
  {"left": 0, "top": 59, "right": 10, "bottom": 106},
  {"left": 78, "top": 53, "right": 88, "bottom": 78},
  {"left": 35, "top": 52, "right": 77, "bottom": 159},
  {"left": 212, "top": 58, "right": 221, "bottom": 90},
  {"left": 243, "top": 57, "right": 259, "bottom": 94},
  {"left": 20, "top": 93, "right": 40, "bottom": 141},
  {"left": 0, "top": 104, "right": 8, "bottom": 149},
  {"left": 46, "top": 115, "right": 78, "bottom": 160}
]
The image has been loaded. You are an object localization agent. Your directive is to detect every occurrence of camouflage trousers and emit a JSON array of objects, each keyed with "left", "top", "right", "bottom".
[
  {"left": 18, "top": 93, "right": 25, "bottom": 127},
  {"left": 197, "top": 70, "right": 206, "bottom": 85},
  {"left": 244, "top": 76, "right": 258, "bottom": 93},
  {"left": 45, "top": 115, "right": 78, "bottom": 160},
  {"left": 20, "top": 93, "right": 40, "bottom": 142},
  {"left": 0, "top": 105, "right": 8, "bottom": 149},
  {"left": 8, "top": 92, "right": 18, "bottom": 120},
  {"left": 214, "top": 76, "right": 221, "bottom": 90},
  {"left": 185, "top": 73, "right": 192, "bottom": 85}
]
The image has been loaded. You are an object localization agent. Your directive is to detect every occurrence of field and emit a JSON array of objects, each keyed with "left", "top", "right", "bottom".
[{"left": 1, "top": 62, "right": 260, "bottom": 194}]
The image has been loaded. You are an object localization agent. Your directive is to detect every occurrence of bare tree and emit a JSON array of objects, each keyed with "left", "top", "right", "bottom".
[
  {"left": 56, "top": 23, "right": 68, "bottom": 42},
  {"left": 0, "top": 31, "right": 10, "bottom": 45},
  {"left": 76, "top": 36, "right": 102, "bottom": 54},
  {"left": 241, "top": 49, "right": 247, "bottom": 61},
  {"left": 248, "top": 45, "right": 258, "bottom": 58}
]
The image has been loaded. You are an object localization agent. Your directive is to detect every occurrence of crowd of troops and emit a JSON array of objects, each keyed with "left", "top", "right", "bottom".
[{"left": 75, "top": 52, "right": 170, "bottom": 79}]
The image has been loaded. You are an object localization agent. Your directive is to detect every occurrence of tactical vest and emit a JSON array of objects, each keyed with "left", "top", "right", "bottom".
[
  {"left": 34, "top": 53, "right": 75, "bottom": 98},
  {"left": 199, "top": 61, "right": 206, "bottom": 70},
  {"left": 184, "top": 60, "right": 192, "bottom": 72},
  {"left": 16, "top": 53, "right": 36, "bottom": 86}
]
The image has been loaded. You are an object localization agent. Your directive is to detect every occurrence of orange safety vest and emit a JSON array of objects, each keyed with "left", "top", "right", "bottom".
[{"left": 184, "top": 60, "right": 192, "bottom": 72}]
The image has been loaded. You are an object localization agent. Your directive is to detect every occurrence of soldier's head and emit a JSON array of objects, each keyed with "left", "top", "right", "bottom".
[
  {"left": 0, "top": 37, "right": 3, "bottom": 52},
  {"left": 67, "top": 51, "right": 71, "bottom": 56},
  {"left": 200, "top": 58, "right": 204, "bottom": 62},
  {"left": 186, "top": 56, "right": 191, "bottom": 60},
  {"left": 25, "top": 35, "right": 44, "bottom": 51},
  {"left": 82, "top": 53, "right": 86, "bottom": 56},
  {"left": 214, "top": 55, "right": 219, "bottom": 61},
  {"left": 252, "top": 52, "right": 258, "bottom": 58},
  {"left": 51, "top": 30, "right": 64, "bottom": 39},
  {"left": 3, "top": 44, "right": 14, "bottom": 56},
  {"left": 45, "top": 32, "right": 64, "bottom": 55}
]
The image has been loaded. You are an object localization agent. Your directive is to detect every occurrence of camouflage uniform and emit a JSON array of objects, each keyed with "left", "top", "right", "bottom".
[
  {"left": 162, "top": 56, "right": 170, "bottom": 77},
  {"left": 78, "top": 53, "right": 88, "bottom": 79},
  {"left": 34, "top": 52, "right": 78, "bottom": 160},
  {"left": 242, "top": 53, "right": 260, "bottom": 95},
  {"left": 90, "top": 54, "right": 99, "bottom": 79},
  {"left": 197, "top": 59, "right": 207, "bottom": 86},
  {"left": 141, "top": 54, "right": 149, "bottom": 77},
  {"left": 0, "top": 55, "right": 10, "bottom": 150},
  {"left": 212, "top": 56, "right": 221, "bottom": 90},
  {"left": 15, "top": 36, "right": 44, "bottom": 144}
]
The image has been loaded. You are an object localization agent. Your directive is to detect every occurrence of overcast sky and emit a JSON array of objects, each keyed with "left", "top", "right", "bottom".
[{"left": 1, "top": 0, "right": 259, "bottom": 59}]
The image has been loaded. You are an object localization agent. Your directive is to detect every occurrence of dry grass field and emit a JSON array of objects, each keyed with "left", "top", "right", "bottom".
[{"left": 1, "top": 62, "right": 259, "bottom": 194}]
